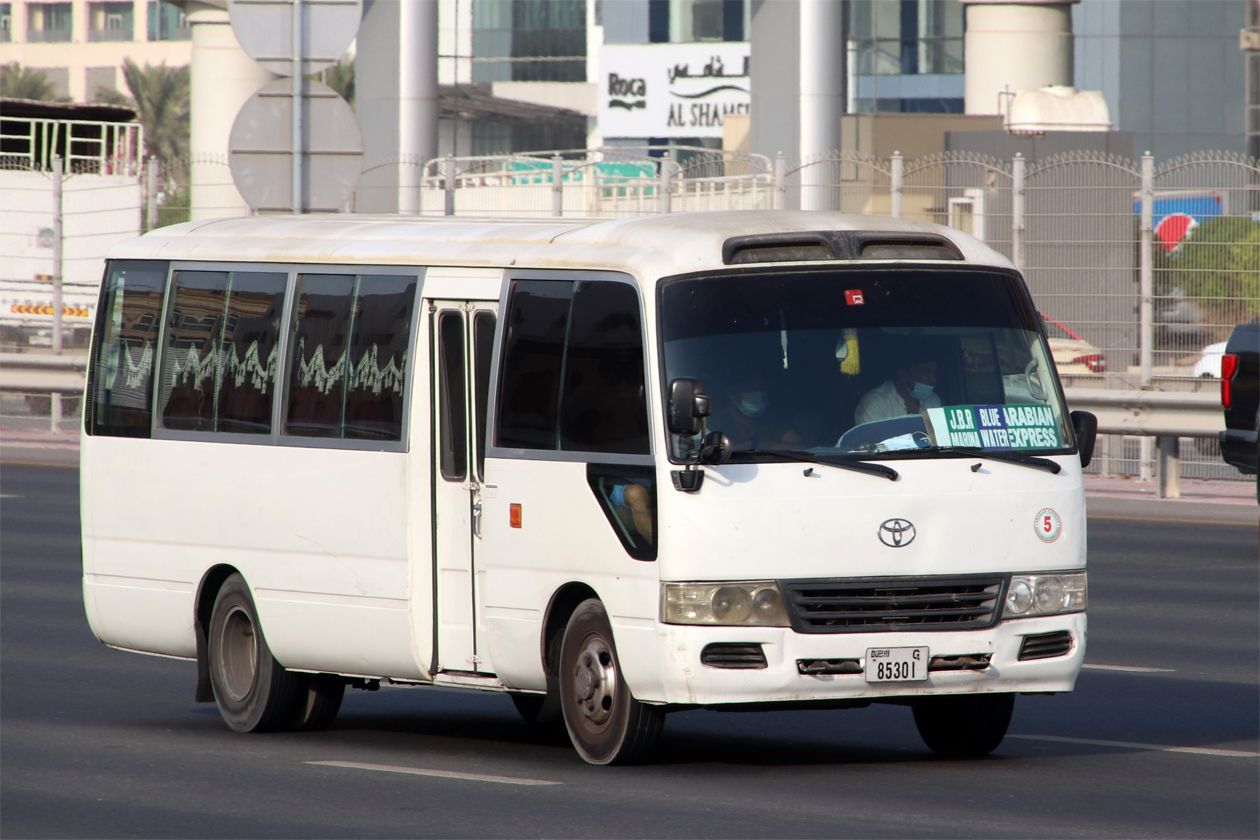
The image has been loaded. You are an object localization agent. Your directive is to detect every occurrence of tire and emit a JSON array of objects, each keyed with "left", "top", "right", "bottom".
[
  {"left": 912, "top": 692, "right": 1015, "bottom": 757},
  {"left": 511, "top": 627, "right": 563, "bottom": 724},
  {"left": 559, "top": 599, "right": 664, "bottom": 765},
  {"left": 296, "top": 674, "right": 345, "bottom": 731},
  {"left": 207, "top": 573, "right": 309, "bottom": 732}
]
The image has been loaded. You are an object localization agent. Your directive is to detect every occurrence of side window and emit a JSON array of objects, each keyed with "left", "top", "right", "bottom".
[
  {"left": 437, "top": 311, "right": 468, "bottom": 480},
  {"left": 495, "top": 279, "right": 574, "bottom": 449},
  {"left": 285, "top": 273, "right": 417, "bottom": 442},
  {"left": 473, "top": 311, "right": 496, "bottom": 479},
  {"left": 159, "top": 270, "right": 286, "bottom": 433},
  {"left": 87, "top": 260, "right": 167, "bottom": 437},
  {"left": 494, "top": 278, "right": 649, "bottom": 455},
  {"left": 559, "top": 281, "right": 649, "bottom": 454}
]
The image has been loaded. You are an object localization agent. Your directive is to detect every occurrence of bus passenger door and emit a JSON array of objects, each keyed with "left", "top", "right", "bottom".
[{"left": 431, "top": 301, "right": 498, "bottom": 673}]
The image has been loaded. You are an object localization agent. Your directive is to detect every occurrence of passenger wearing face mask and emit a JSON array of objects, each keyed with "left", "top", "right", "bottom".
[
  {"left": 854, "top": 356, "right": 942, "bottom": 426},
  {"left": 715, "top": 374, "right": 800, "bottom": 450}
]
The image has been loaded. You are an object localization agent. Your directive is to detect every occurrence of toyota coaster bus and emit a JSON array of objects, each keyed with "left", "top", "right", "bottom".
[{"left": 80, "top": 211, "right": 1097, "bottom": 764}]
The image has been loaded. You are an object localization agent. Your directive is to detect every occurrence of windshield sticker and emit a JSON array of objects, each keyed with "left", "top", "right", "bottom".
[
  {"left": 927, "top": 405, "right": 1063, "bottom": 451},
  {"left": 845, "top": 289, "right": 865, "bottom": 305}
]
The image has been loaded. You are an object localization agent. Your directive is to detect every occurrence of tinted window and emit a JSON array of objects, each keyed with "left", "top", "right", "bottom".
[
  {"left": 495, "top": 280, "right": 573, "bottom": 449},
  {"left": 160, "top": 270, "right": 286, "bottom": 433},
  {"left": 437, "top": 311, "right": 468, "bottom": 481},
  {"left": 559, "top": 282, "right": 649, "bottom": 454},
  {"left": 473, "top": 311, "right": 496, "bottom": 479},
  {"left": 285, "top": 273, "right": 417, "bottom": 441},
  {"left": 87, "top": 260, "right": 167, "bottom": 437}
]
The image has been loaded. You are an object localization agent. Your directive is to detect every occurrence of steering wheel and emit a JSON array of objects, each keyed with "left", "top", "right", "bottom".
[{"left": 1024, "top": 358, "right": 1048, "bottom": 401}]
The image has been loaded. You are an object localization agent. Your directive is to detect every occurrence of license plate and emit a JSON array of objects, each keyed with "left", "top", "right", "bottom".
[{"left": 865, "top": 646, "right": 929, "bottom": 682}]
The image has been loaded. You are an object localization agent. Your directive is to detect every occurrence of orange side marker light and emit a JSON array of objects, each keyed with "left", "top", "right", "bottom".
[{"left": 509, "top": 503, "right": 522, "bottom": 529}]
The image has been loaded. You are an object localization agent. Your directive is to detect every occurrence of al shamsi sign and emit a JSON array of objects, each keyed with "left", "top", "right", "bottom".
[{"left": 600, "top": 42, "right": 750, "bottom": 139}]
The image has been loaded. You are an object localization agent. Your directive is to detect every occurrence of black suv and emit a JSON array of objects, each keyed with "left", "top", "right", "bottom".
[{"left": 1218, "top": 321, "right": 1259, "bottom": 494}]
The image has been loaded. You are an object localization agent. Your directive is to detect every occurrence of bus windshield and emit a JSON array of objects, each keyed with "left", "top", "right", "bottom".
[{"left": 659, "top": 267, "right": 1073, "bottom": 462}]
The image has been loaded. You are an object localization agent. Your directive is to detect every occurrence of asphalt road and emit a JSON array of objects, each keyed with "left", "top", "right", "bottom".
[{"left": 2, "top": 463, "right": 1257, "bottom": 839}]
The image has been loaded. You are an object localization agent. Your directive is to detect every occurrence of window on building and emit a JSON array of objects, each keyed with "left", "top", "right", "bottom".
[
  {"left": 89, "top": 2, "right": 133, "bottom": 41},
  {"left": 472, "top": 0, "right": 586, "bottom": 83},
  {"left": 0, "top": 5, "right": 13, "bottom": 43},
  {"left": 27, "top": 3, "right": 73, "bottom": 42},
  {"left": 849, "top": 0, "right": 963, "bottom": 114},
  {"left": 148, "top": 0, "right": 188, "bottom": 41}
]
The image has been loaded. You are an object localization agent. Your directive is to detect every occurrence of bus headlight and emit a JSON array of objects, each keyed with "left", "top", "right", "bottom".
[
  {"left": 1003, "top": 572, "right": 1086, "bottom": 618},
  {"left": 662, "top": 582, "right": 790, "bottom": 626}
]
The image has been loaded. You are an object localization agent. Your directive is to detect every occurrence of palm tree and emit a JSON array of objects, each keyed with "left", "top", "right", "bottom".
[
  {"left": 117, "top": 59, "right": 190, "bottom": 175},
  {"left": 324, "top": 56, "right": 355, "bottom": 108},
  {"left": 0, "top": 62, "right": 69, "bottom": 101}
]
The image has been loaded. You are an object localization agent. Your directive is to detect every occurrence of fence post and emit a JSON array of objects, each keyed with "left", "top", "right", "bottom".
[
  {"left": 145, "top": 157, "right": 159, "bottom": 232},
  {"left": 443, "top": 154, "right": 455, "bottom": 216},
  {"left": 52, "top": 155, "right": 64, "bottom": 357},
  {"left": 890, "top": 151, "right": 903, "bottom": 218},
  {"left": 1138, "top": 151, "right": 1155, "bottom": 389},
  {"left": 1157, "top": 435, "right": 1180, "bottom": 499},
  {"left": 659, "top": 152, "right": 673, "bottom": 214},
  {"left": 1011, "top": 153, "right": 1025, "bottom": 273},
  {"left": 551, "top": 154, "right": 563, "bottom": 217},
  {"left": 773, "top": 151, "right": 786, "bottom": 211}
]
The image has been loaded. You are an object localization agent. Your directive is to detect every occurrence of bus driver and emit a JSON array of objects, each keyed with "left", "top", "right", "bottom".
[{"left": 855, "top": 352, "right": 942, "bottom": 425}]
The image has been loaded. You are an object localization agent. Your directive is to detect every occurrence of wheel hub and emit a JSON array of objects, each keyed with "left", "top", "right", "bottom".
[
  {"left": 571, "top": 638, "right": 617, "bottom": 725},
  {"left": 218, "top": 605, "right": 258, "bottom": 702}
]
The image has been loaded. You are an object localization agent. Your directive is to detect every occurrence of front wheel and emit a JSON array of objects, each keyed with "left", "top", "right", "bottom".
[
  {"left": 912, "top": 693, "right": 1015, "bottom": 757},
  {"left": 559, "top": 599, "right": 664, "bottom": 765},
  {"left": 207, "top": 573, "right": 309, "bottom": 732}
]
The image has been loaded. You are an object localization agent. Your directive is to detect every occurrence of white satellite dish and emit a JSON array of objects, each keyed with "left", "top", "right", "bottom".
[
  {"left": 229, "top": 78, "right": 363, "bottom": 213},
  {"left": 228, "top": 0, "right": 362, "bottom": 76}
]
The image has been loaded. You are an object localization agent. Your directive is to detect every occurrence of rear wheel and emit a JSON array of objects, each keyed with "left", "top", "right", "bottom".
[
  {"left": 207, "top": 573, "right": 308, "bottom": 732},
  {"left": 912, "top": 693, "right": 1015, "bottom": 757},
  {"left": 559, "top": 599, "right": 664, "bottom": 765}
]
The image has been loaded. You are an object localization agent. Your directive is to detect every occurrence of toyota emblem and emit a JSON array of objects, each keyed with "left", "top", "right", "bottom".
[{"left": 878, "top": 518, "right": 916, "bottom": 548}]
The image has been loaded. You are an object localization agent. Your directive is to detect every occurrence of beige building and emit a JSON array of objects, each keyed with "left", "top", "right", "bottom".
[{"left": 1, "top": 1, "right": 192, "bottom": 102}]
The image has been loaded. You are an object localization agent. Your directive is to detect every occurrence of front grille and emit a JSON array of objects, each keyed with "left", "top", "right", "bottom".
[
  {"left": 1018, "top": 631, "right": 1074, "bottom": 661},
  {"left": 700, "top": 643, "right": 767, "bottom": 669},
  {"left": 780, "top": 576, "right": 1006, "bottom": 633}
]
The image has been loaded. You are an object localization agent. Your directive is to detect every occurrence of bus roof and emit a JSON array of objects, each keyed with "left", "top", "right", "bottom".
[{"left": 107, "top": 211, "right": 1014, "bottom": 280}]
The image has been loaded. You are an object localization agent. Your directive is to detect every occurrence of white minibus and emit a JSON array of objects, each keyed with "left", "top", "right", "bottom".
[{"left": 80, "top": 211, "right": 1097, "bottom": 764}]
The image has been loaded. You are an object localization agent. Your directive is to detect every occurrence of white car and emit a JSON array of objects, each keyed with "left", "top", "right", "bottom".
[{"left": 1193, "top": 341, "right": 1228, "bottom": 378}]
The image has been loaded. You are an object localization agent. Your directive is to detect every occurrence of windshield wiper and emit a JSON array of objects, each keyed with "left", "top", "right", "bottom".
[
  {"left": 740, "top": 449, "right": 899, "bottom": 481},
  {"left": 930, "top": 447, "right": 1062, "bottom": 475}
]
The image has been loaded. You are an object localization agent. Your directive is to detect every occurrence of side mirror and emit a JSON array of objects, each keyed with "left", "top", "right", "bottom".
[
  {"left": 699, "top": 431, "right": 732, "bottom": 465},
  {"left": 1070, "top": 410, "right": 1098, "bottom": 468},
  {"left": 667, "top": 377, "right": 712, "bottom": 436}
]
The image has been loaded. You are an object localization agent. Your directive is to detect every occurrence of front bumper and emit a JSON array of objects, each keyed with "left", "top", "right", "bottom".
[{"left": 655, "top": 612, "right": 1086, "bottom": 706}]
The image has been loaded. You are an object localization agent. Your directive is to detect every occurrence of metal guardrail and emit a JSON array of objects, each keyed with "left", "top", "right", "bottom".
[
  {"left": 1063, "top": 387, "right": 1226, "bottom": 499},
  {"left": 0, "top": 353, "right": 89, "bottom": 394},
  {"left": 1062, "top": 388, "right": 1223, "bottom": 438}
]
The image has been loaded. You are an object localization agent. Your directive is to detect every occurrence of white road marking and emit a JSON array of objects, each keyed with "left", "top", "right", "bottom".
[
  {"left": 306, "top": 760, "right": 562, "bottom": 786},
  {"left": 0, "top": 494, "right": 21, "bottom": 499},
  {"left": 1082, "top": 663, "right": 1175, "bottom": 673},
  {"left": 1010, "top": 734, "right": 1259, "bottom": 758}
]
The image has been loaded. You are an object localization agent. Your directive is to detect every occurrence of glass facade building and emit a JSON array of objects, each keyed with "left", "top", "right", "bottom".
[
  {"left": 471, "top": 0, "right": 586, "bottom": 83},
  {"left": 848, "top": 0, "right": 965, "bottom": 114}
]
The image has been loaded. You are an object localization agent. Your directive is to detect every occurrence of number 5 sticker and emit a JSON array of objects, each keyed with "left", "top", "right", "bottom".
[{"left": 1034, "top": 508, "right": 1062, "bottom": 542}]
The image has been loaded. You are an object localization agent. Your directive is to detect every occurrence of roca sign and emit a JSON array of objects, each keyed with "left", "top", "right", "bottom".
[{"left": 600, "top": 42, "right": 751, "bottom": 139}]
